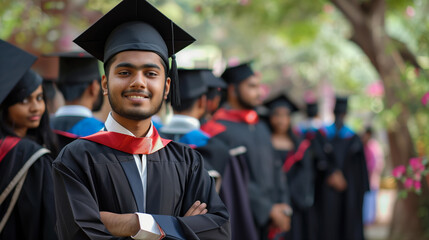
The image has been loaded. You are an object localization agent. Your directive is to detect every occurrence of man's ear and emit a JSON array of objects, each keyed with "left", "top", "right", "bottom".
[
  {"left": 227, "top": 84, "right": 236, "bottom": 97},
  {"left": 102, "top": 75, "right": 108, "bottom": 95},
  {"left": 164, "top": 77, "right": 171, "bottom": 99},
  {"left": 198, "top": 94, "right": 207, "bottom": 109},
  {"left": 90, "top": 80, "right": 101, "bottom": 96}
]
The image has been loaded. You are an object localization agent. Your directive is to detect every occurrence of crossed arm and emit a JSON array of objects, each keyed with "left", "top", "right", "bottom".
[{"left": 99, "top": 201, "right": 208, "bottom": 237}]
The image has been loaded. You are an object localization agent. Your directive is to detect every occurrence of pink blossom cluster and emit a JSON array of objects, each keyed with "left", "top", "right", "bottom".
[
  {"left": 392, "top": 157, "right": 428, "bottom": 195},
  {"left": 421, "top": 92, "right": 429, "bottom": 106}
]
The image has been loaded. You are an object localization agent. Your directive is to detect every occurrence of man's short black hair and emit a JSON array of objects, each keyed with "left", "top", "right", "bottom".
[{"left": 173, "top": 94, "right": 205, "bottom": 113}]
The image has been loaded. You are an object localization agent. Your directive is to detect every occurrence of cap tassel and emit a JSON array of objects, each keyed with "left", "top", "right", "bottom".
[
  {"left": 170, "top": 54, "right": 180, "bottom": 108},
  {"left": 169, "top": 20, "right": 180, "bottom": 108}
]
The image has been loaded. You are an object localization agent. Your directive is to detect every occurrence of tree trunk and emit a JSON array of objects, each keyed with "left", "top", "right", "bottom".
[{"left": 330, "top": 0, "right": 425, "bottom": 238}]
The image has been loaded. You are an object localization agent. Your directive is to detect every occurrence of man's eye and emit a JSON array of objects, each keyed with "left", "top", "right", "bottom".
[
  {"left": 118, "top": 71, "right": 130, "bottom": 76},
  {"left": 146, "top": 71, "right": 158, "bottom": 77}
]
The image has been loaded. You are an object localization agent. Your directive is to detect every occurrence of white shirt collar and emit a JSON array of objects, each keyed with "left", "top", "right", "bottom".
[
  {"left": 160, "top": 114, "right": 200, "bottom": 135},
  {"left": 55, "top": 105, "right": 93, "bottom": 118},
  {"left": 104, "top": 112, "right": 153, "bottom": 137}
]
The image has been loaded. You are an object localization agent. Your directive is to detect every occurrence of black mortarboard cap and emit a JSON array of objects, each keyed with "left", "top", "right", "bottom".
[
  {"left": 0, "top": 40, "right": 37, "bottom": 104},
  {"left": 334, "top": 96, "right": 348, "bottom": 114},
  {"left": 48, "top": 51, "right": 101, "bottom": 101},
  {"left": 73, "top": 0, "right": 195, "bottom": 108},
  {"left": 221, "top": 62, "right": 254, "bottom": 85},
  {"left": 177, "top": 69, "right": 208, "bottom": 100},
  {"left": 3, "top": 69, "right": 43, "bottom": 107},
  {"left": 50, "top": 51, "right": 101, "bottom": 85},
  {"left": 264, "top": 94, "right": 299, "bottom": 114},
  {"left": 201, "top": 70, "right": 227, "bottom": 89},
  {"left": 306, "top": 102, "right": 318, "bottom": 118}
]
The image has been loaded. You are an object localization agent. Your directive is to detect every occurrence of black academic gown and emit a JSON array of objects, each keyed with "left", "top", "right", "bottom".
[
  {"left": 0, "top": 138, "right": 57, "bottom": 240},
  {"left": 317, "top": 127, "right": 369, "bottom": 240},
  {"left": 205, "top": 118, "right": 288, "bottom": 240},
  {"left": 52, "top": 138, "right": 230, "bottom": 240},
  {"left": 302, "top": 129, "right": 334, "bottom": 240},
  {"left": 197, "top": 136, "right": 258, "bottom": 240},
  {"left": 273, "top": 140, "right": 315, "bottom": 240}
]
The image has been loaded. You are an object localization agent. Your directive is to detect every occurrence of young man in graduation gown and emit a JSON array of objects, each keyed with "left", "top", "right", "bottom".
[
  {"left": 201, "top": 63, "right": 291, "bottom": 240},
  {"left": 317, "top": 97, "right": 369, "bottom": 240},
  {"left": 160, "top": 69, "right": 211, "bottom": 147},
  {"left": 0, "top": 40, "right": 57, "bottom": 240},
  {"left": 50, "top": 52, "right": 104, "bottom": 146},
  {"left": 159, "top": 69, "right": 222, "bottom": 189},
  {"left": 52, "top": 1, "right": 230, "bottom": 240}
]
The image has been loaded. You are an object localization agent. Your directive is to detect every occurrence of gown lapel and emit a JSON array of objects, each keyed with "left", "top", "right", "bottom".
[{"left": 119, "top": 158, "right": 145, "bottom": 212}]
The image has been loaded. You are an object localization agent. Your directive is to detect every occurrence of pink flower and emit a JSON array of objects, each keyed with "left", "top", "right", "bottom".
[
  {"left": 323, "top": 4, "right": 334, "bottom": 13},
  {"left": 239, "top": 0, "right": 250, "bottom": 6},
  {"left": 366, "top": 81, "right": 384, "bottom": 97},
  {"left": 414, "top": 180, "right": 422, "bottom": 190},
  {"left": 409, "top": 158, "right": 425, "bottom": 172},
  {"left": 421, "top": 92, "right": 429, "bottom": 106},
  {"left": 406, "top": 6, "right": 415, "bottom": 18},
  {"left": 392, "top": 165, "right": 406, "bottom": 178},
  {"left": 404, "top": 178, "right": 414, "bottom": 189},
  {"left": 227, "top": 57, "right": 241, "bottom": 67}
]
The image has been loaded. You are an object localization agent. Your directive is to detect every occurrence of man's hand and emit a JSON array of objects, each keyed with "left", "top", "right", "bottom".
[
  {"left": 99, "top": 211, "right": 140, "bottom": 237},
  {"left": 99, "top": 200, "right": 207, "bottom": 237},
  {"left": 184, "top": 200, "right": 208, "bottom": 216},
  {"left": 270, "top": 203, "right": 291, "bottom": 232},
  {"left": 327, "top": 170, "right": 347, "bottom": 192}
]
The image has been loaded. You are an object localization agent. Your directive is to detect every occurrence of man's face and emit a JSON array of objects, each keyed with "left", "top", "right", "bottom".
[
  {"left": 102, "top": 51, "right": 170, "bottom": 121},
  {"left": 236, "top": 74, "right": 262, "bottom": 109}
]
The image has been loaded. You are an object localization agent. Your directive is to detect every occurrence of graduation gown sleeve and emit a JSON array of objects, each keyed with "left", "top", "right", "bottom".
[{"left": 52, "top": 147, "right": 116, "bottom": 240}]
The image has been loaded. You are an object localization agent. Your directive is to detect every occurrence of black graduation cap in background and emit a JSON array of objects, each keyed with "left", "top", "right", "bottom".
[
  {"left": 73, "top": 0, "right": 196, "bottom": 107},
  {"left": 264, "top": 93, "right": 299, "bottom": 114},
  {"left": 48, "top": 51, "right": 101, "bottom": 85},
  {"left": 0, "top": 40, "right": 38, "bottom": 105},
  {"left": 177, "top": 69, "right": 208, "bottom": 100},
  {"left": 306, "top": 102, "right": 318, "bottom": 118},
  {"left": 42, "top": 78, "right": 57, "bottom": 100},
  {"left": 45, "top": 51, "right": 101, "bottom": 101},
  {"left": 221, "top": 62, "right": 254, "bottom": 85},
  {"left": 201, "top": 70, "right": 227, "bottom": 89},
  {"left": 334, "top": 96, "right": 348, "bottom": 114}
]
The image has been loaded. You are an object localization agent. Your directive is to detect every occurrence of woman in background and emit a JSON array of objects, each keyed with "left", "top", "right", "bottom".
[
  {"left": 0, "top": 40, "right": 57, "bottom": 240},
  {"left": 264, "top": 94, "right": 316, "bottom": 240}
]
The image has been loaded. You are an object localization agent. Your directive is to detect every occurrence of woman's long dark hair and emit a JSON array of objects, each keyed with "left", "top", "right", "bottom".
[{"left": 0, "top": 85, "right": 59, "bottom": 156}]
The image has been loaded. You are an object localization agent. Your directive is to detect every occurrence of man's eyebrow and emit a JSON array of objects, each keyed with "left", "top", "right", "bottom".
[{"left": 114, "top": 62, "right": 161, "bottom": 70}]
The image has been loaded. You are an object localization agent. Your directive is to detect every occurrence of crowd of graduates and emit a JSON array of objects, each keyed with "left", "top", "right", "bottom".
[{"left": 0, "top": 0, "right": 383, "bottom": 240}]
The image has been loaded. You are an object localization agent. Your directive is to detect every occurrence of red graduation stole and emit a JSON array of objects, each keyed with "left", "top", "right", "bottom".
[
  {"left": 201, "top": 108, "right": 259, "bottom": 137},
  {"left": 53, "top": 129, "right": 79, "bottom": 139},
  {"left": 282, "top": 139, "right": 311, "bottom": 172},
  {"left": 211, "top": 108, "right": 259, "bottom": 124},
  {"left": 0, "top": 136, "right": 21, "bottom": 163},
  {"left": 81, "top": 127, "right": 171, "bottom": 155}
]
